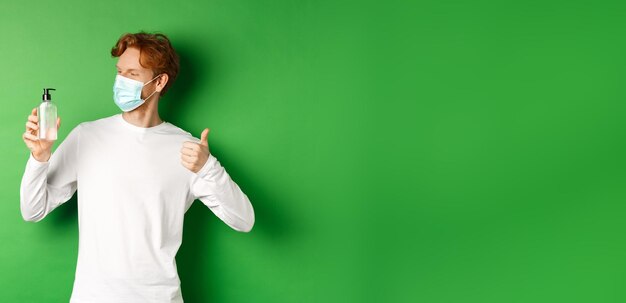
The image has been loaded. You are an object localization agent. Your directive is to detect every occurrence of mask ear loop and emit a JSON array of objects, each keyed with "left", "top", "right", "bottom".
[
  {"left": 142, "top": 74, "right": 163, "bottom": 101},
  {"left": 143, "top": 89, "right": 159, "bottom": 101},
  {"left": 144, "top": 73, "right": 162, "bottom": 86}
]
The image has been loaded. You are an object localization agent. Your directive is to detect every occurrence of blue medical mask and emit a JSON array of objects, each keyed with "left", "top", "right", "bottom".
[{"left": 112, "top": 74, "right": 161, "bottom": 112}]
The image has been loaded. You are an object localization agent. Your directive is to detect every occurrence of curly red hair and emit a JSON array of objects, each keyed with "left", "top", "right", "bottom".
[{"left": 111, "top": 32, "right": 180, "bottom": 96}]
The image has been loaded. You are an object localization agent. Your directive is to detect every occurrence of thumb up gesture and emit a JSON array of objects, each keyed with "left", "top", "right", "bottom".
[{"left": 181, "top": 128, "right": 211, "bottom": 173}]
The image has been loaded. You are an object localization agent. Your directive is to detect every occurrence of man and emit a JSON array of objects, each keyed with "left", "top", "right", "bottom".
[{"left": 20, "top": 32, "right": 255, "bottom": 303}]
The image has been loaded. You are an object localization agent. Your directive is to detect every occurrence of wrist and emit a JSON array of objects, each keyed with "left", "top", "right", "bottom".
[{"left": 32, "top": 151, "right": 51, "bottom": 163}]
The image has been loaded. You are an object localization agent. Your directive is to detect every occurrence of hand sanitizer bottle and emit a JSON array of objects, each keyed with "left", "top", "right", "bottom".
[{"left": 38, "top": 88, "right": 57, "bottom": 141}]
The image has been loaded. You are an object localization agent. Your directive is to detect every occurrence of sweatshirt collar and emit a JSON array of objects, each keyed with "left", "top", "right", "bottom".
[{"left": 116, "top": 113, "right": 169, "bottom": 133}]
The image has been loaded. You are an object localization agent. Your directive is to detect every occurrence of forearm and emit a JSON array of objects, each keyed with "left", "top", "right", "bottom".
[
  {"left": 20, "top": 153, "right": 52, "bottom": 222},
  {"left": 192, "top": 154, "right": 255, "bottom": 232},
  {"left": 20, "top": 152, "right": 76, "bottom": 222}
]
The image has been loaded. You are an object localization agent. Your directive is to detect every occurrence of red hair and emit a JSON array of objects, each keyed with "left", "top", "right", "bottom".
[{"left": 111, "top": 32, "right": 180, "bottom": 96}]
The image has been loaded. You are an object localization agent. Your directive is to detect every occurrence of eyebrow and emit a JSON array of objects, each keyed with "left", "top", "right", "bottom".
[{"left": 115, "top": 65, "right": 139, "bottom": 72}]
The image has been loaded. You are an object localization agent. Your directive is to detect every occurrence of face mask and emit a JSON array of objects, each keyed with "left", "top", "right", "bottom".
[{"left": 113, "top": 74, "right": 161, "bottom": 112}]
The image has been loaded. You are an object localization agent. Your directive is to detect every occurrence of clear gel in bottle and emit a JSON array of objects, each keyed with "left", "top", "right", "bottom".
[{"left": 38, "top": 88, "right": 57, "bottom": 141}]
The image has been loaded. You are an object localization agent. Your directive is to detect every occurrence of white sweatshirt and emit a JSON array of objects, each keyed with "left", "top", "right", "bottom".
[{"left": 20, "top": 113, "right": 255, "bottom": 303}]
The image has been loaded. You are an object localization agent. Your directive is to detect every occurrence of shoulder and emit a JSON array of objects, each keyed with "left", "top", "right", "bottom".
[
  {"left": 162, "top": 122, "right": 201, "bottom": 143},
  {"left": 61, "top": 115, "right": 114, "bottom": 138},
  {"left": 76, "top": 114, "right": 118, "bottom": 131}
]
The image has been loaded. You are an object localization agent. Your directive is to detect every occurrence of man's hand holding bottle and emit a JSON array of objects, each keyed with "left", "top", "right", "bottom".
[{"left": 23, "top": 107, "right": 60, "bottom": 162}]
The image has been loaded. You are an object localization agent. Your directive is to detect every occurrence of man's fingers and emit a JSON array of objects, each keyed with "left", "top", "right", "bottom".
[
  {"left": 180, "top": 147, "right": 197, "bottom": 156},
  {"left": 26, "top": 121, "right": 38, "bottom": 132},
  {"left": 31, "top": 107, "right": 37, "bottom": 116},
  {"left": 28, "top": 115, "right": 38, "bottom": 123},
  {"left": 180, "top": 159, "right": 194, "bottom": 169},
  {"left": 23, "top": 132, "right": 39, "bottom": 142},
  {"left": 182, "top": 141, "right": 201, "bottom": 151},
  {"left": 200, "top": 128, "right": 209, "bottom": 146},
  {"left": 181, "top": 153, "right": 197, "bottom": 162}
]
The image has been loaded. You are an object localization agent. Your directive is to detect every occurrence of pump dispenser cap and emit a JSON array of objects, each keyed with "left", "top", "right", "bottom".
[{"left": 43, "top": 88, "right": 56, "bottom": 101}]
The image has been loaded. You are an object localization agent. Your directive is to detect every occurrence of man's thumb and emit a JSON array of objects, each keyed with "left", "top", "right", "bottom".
[
  {"left": 57, "top": 117, "right": 61, "bottom": 129},
  {"left": 200, "top": 128, "right": 210, "bottom": 146}
]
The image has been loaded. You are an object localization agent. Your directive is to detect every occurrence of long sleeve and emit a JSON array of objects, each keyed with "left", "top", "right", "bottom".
[
  {"left": 20, "top": 124, "right": 81, "bottom": 222},
  {"left": 190, "top": 153, "right": 255, "bottom": 232}
]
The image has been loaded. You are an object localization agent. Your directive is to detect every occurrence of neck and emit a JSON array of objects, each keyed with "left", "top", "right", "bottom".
[{"left": 121, "top": 97, "right": 163, "bottom": 128}]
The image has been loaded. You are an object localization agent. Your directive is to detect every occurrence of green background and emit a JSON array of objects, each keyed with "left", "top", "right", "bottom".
[{"left": 2, "top": 0, "right": 626, "bottom": 302}]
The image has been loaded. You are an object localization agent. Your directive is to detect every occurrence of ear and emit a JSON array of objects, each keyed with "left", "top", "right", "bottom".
[{"left": 156, "top": 73, "right": 169, "bottom": 93}]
